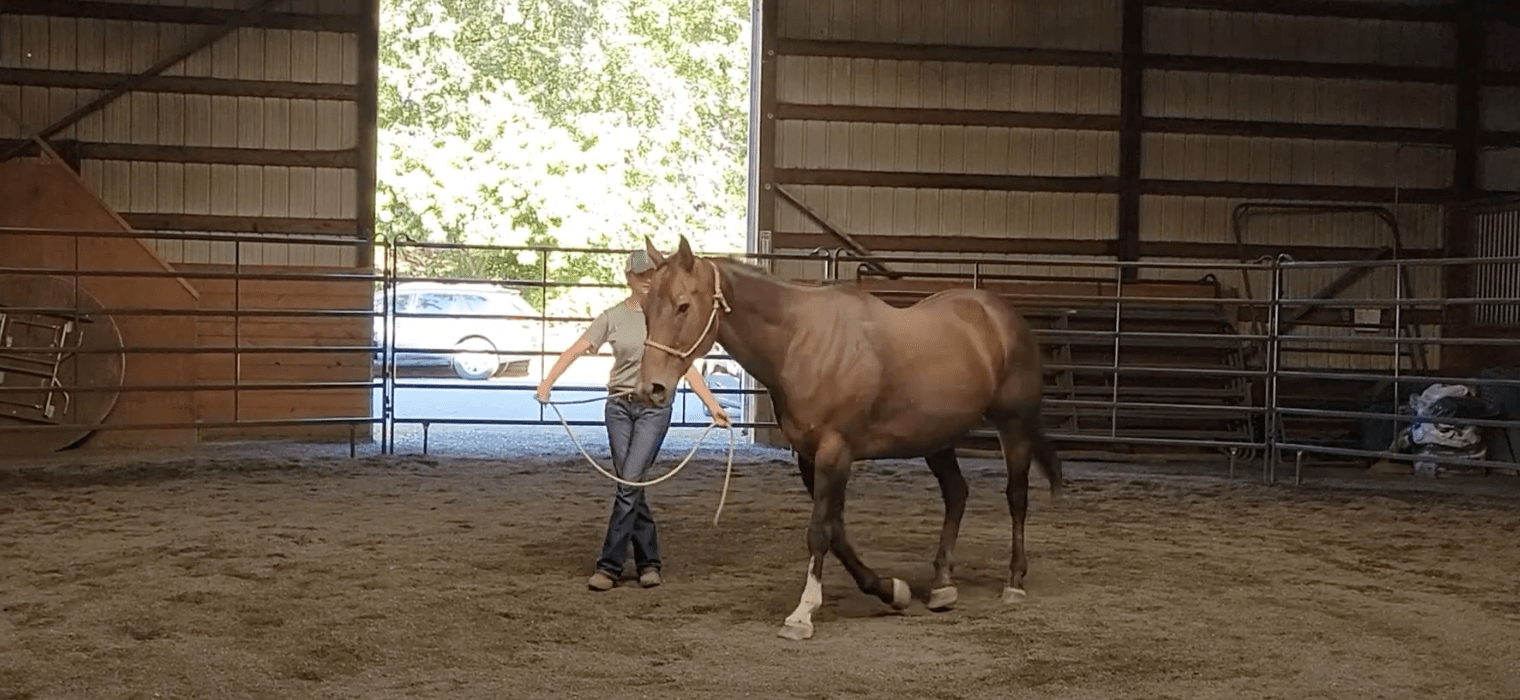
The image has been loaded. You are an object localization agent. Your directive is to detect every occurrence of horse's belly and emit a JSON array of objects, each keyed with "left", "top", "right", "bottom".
[{"left": 860, "top": 401, "right": 987, "bottom": 459}]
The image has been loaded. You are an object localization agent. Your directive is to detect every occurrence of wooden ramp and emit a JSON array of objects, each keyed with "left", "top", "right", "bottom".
[{"left": 0, "top": 155, "right": 200, "bottom": 453}]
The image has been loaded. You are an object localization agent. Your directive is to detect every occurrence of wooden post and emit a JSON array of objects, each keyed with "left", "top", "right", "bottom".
[{"left": 1117, "top": 0, "right": 1145, "bottom": 282}]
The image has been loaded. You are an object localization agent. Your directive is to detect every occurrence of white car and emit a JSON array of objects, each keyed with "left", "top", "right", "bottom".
[
  {"left": 374, "top": 281, "right": 542, "bottom": 380},
  {"left": 699, "top": 346, "right": 745, "bottom": 419}
]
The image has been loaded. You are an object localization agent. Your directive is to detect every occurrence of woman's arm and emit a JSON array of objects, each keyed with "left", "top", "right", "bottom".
[
  {"left": 684, "top": 365, "right": 731, "bottom": 427},
  {"left": 536, "top": 336, "right": 593, "bottom": 402}
]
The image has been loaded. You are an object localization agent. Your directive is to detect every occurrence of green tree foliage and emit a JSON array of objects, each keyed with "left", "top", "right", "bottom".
[{"left": 377, "top": 0, "right": 751, "bottom": 314}]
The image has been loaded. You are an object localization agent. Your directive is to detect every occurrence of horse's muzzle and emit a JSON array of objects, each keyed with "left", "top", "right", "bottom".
[{"left": 642, "top": 381, "right": 670, "bottom": 407}]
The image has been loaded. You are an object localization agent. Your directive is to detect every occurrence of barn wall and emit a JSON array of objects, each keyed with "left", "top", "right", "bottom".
[
  {"left": 0, "top": 0, "right": 369, "bottom": 269},
  {"left": 1483, "top": 20, "right": 1520, "bottom": 192},
  {"left": 761, "top": 0, "right": 1518, "bottom": 278},
  {"left": 0, "top": 0, "right": 377, "bottom": 452},
  {"left": 759, "top": 1, "right": 1519, "bottom": 373}
]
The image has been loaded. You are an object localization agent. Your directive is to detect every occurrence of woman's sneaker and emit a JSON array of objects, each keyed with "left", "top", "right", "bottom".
[
  {"left": 588, "top": 571, "right": 616, "bottom": 591},
  {"left": 638, "top": 569, "right": 662, "bottom": 588}
]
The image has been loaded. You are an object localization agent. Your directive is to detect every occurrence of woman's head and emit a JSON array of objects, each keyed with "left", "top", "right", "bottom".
[{"left": 625, "top": 250, "right": 657, "bottom": 301}]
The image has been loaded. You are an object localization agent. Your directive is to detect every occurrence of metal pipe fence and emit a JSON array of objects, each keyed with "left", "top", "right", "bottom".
[{"left": 4, "top": 225, "right": 1520, "bottom": 485}]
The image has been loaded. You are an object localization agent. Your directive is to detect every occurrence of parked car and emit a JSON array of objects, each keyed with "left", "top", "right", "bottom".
[
  {"left": 699, "top": 345, "right": 745, "bottom": 421},
  {"left": 374, "top": 281, "right": 542, "bottom": 380}
]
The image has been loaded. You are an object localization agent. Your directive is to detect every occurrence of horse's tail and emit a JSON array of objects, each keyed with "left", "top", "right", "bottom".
[{"left": 1025, "top": 410, "right": 1064, "bottom": 500}]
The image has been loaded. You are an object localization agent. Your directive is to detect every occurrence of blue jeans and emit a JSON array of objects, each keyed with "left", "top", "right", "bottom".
[{"left": 596, "top": 395, "right": 674, "bottom": 577}]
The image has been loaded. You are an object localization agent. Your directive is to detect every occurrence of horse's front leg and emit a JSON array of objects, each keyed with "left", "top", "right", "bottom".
[{"left": 778, "top": 433, "right": 908, "bottom": 641}]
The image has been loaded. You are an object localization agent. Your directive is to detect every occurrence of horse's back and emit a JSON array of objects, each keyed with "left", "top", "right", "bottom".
[{"left": 912, "top": 288, "right": 1036, "bottom": 344}]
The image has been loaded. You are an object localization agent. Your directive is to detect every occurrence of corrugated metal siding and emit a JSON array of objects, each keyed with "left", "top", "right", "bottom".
[
  {"left": 771, "top": 0, "right": 1122, "bottom": 282},
  {"left": 779, "top": 0, "right": 1121, "bottom": 50},
  {"left": 1144, "top": 71, "right": 1453, "bottom": 128},
  {"left": 0, "top": 1, "right": 361, "bottom": 267},
  {"left": 1146, "top": 9, "right": 1452, "bottom": 67}
]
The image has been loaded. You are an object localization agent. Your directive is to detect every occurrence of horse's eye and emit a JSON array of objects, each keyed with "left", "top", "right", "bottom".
[{"left": 677, "top": 302, "right": 691, "bottom": 314}]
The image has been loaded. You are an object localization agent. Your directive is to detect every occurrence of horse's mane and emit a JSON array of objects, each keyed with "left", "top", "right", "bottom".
[{"left": 708, "top": 255, "right": 863, "bottom": 295}]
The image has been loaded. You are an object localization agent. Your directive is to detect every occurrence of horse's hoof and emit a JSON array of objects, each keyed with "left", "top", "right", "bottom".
[
  {"left": 1000, "top": 586, "right": 1028, "bottom": 604},
  {"left": 889, "top": 578, "right": 911, "bottom": 610},
  {"left": 778, "top": 621, "right": 814, "bottom": 640},
  {"left": 927, "top": 586, "right": 958, "bottom": 611}
]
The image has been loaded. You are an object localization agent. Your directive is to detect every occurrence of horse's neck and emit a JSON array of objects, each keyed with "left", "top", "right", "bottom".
[{"left": 713, "top": 260, "right": 797, "bottom": 390}]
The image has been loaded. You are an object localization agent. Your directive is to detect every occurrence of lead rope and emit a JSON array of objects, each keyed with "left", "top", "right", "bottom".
[{"left": 543, "top": 393, "right": 738, "bottom": 526}]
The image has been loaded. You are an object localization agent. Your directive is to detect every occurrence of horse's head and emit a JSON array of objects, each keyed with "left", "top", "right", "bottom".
[{"left": 636, "top": 234, "right": 724, "bottom": 407}]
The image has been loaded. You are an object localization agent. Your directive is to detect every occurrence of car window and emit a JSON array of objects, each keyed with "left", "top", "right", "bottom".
[
  {"left": 448, "top": 294, "right": 492, "bottom": 315},
  {"left": 414, "top": 293, "right": 451, "bottom": 313}
]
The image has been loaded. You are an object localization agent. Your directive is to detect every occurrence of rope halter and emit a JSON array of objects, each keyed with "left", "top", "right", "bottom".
[{"left": 644, "top": 259, "right": 730, "bottom": 360}]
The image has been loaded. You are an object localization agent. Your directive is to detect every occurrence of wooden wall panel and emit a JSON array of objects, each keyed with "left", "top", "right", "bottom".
[{"left": 183, "top": 263, "right": 373, "bottom": 441}]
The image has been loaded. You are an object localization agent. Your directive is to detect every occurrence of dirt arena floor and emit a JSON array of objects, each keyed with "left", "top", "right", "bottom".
[{"left": 3, "top": 443, "right": 1519, "bottom": 700}]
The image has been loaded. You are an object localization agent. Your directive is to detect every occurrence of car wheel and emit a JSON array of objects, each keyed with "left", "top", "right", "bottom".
[{"left": 451, "top": 337, "right": 500, "bottom": 380}]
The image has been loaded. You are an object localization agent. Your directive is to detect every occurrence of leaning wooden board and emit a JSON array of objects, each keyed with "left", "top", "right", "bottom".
[{"left": 0, "top": 274, "right": 125, "bottom": 456}]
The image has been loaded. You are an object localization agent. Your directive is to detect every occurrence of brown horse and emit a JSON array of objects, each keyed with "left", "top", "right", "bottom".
[{"left": 635, "top": 236, "right": 1062, "bottom": 640}]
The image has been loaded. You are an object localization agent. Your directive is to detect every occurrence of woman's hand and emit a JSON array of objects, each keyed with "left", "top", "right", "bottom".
[
  {"left": 707, "top": 403, "right": 731, "bottom": 428},
  {"left": 535, "top": 380, "right": 552, "bottom": 403}
]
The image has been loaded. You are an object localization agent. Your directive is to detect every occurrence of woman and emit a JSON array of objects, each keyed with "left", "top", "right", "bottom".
[{"left": 536, "top": 249, "right": 732, "bottom": 592}]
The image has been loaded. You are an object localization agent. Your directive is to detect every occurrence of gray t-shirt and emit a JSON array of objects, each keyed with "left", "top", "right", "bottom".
[{"left": 581, "top": 301, "right": 646, "bottom": 395}]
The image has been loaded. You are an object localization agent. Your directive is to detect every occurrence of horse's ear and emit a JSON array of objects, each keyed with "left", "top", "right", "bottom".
[
  {"left": 644, "top": 236, "right": 666, "bottom": 268},
  {"left": 675, "top": 235, "right": 696, "bottom": 272}
]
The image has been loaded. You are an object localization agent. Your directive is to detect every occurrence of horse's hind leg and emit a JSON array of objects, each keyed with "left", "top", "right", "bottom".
[
  {"left": 925, "top": 448, "right": 968, "bottom": 611},
  {"left": 995, "top": 416, "right": 1034, "bottom": 604}
]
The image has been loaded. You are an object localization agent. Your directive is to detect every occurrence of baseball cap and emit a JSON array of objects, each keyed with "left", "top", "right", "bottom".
[{"left": 626, "top": 250, "right": 657, "bottom": 274}]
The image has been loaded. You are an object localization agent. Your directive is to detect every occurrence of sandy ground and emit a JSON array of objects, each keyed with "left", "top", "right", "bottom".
[{"left": 2, "top": 443, "right": 1519, "bottom": 700}]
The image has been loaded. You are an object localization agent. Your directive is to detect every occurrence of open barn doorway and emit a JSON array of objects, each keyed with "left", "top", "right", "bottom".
[{"left": 369, "top": 0, "right": 764, "bottom": 456}]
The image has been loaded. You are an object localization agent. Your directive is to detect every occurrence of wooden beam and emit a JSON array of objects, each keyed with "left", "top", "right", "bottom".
[
  {"left": 1454, "top": 0, "right": 1481, "bottom": 201},
  {"left": 1146, "top": 116, "right": 1458, "bottom": 145},
  {"left": 774, "top": 168, "right": 1458, "bottom": 204},
  {"left": 1447, "top": 0, "right": 1482, "bottom": 329},
  {"left": 1143, "top": 179, "right": 1453, "bottom": 204},
  {"left": 1145, "top": 0, "right": 1456, "bottom": 22},
  {"left": 773, "top": 185, "right": 895, "bottom": 275},
  {"left": 773, "top": 102, "right": 1469, "bottom": 145},
  {"left": 0, "top": 0, "right": 360, "bottom": 33},
  {"left": 355, "top": 0, "right": 379, "bottom": 269},
  {"left": 1118, "top": 0, "right": 1145, "bottom": 277},
  {"left": 771, "top": 232, "right": 1117, "bottom": 256},
  {"left": 0, "top": 140, "right": 358, "bottom": 168},
  {"left": 0, "top": 68, "right": 358, "bottom": 101},
  {"left": 757, "top": 0, "right": 779, "bottom": 263},
  {"left": 1482, "top": 131, "right": 1520, "bottom": 149},
  {"left": 122, "top": 214, "right": 359, "bottom": 236},
  {"left": 774, "top": 103, "right": 1120, "bottom": 131},
  {"left": 777, "top": 38, "right": 1468, "bottom": 85},
  {"left": 772, "top": 232, "right": 1446, "bottom": 261},
  {"left": 1146, "top": 53, "right": 1453, "bottom": 84},
  {"left": 1481, "top": 70, "right": 1520, "bottom": 88},
  {"left": 775, "top": 168, "right": 1119, "bottom": 193},
  {"left": 775, "top": 39, "right": 1119, "bottom": 68}
]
